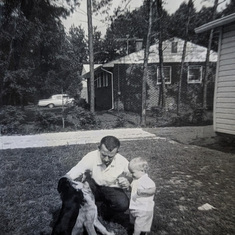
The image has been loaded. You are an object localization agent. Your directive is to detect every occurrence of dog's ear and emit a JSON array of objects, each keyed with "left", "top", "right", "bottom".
[
  {"left": 74, "top": 189, "right": 85, "bottom": 206},
  {"left": 83, "top": 170, "right": 92, "bottom": 182},
  {"left": 57, "top": 177, "right": 70, "bottom": 193}
]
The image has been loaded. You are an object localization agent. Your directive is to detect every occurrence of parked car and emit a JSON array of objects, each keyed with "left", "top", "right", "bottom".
[{"left": 38, "top": 94, "right": 74, "bottom": 108}]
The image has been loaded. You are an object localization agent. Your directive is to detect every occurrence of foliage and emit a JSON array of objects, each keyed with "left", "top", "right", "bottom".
[
  {"left": 3, "top": 69, "right": 36, "bottom": 105},
  {"left": 168, "top": 1, "right": 196, "bottom": 41},
  {"left": 122, "top": 65, "right": 144, "bottom": 112},
  {"left": 114, "top": 114, "right": 126, "bottom": 128},
  {"left": 102, "top": 4, "right": 150, "bottom": 59},
  {"left": 0, "top": 0, "right": 84, "bottom": 106},
  {"left": 34, "top": 110, "right": 63, "bottom": 132},
  {"left": 64, "top": 106, "right": 98, "bottom": 129},
  {"left": 68, "top": 25, "right": 88, "bottom": 70},
  {"left": 0, "top": 104, "right": 214, "bottom": 136},
  {"left": 0, "top": 0, "right": 232, "bottom": 113},
  {"left": 93, "top": 26, "right": 109, "bottom": 63},
  {"left": 95, "top": 0, "right": 231, "bottom": 63},
  {"left": 94, "top": 0, "right": 233, "bottom": 63},
  {"left": 222, "top": 0, "right": 235, "bottom": 15},
  {"left": 34, "top": 105, "right": 99, "bottom": 132},
  {"left": 74, "top": 98, "right": 90, "bottom": 110},
  {"left": 0, "top": 105, "right": 26, "bottom": 134}
]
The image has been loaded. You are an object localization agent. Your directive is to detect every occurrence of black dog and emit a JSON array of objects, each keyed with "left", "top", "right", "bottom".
[
  {"left": 51, "top": 177, "right": 84, "bottom": 235},
  {"left": 51, "top": 177, "right": 115, "bottom": 235}
]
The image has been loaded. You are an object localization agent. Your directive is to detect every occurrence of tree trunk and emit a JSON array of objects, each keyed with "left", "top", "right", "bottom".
[
  {"left": 202, "top": 0, "right": 218, "bottom": 109},
  {"left": 177, "top": 40, "right": 187, "bottom": 115},
  {"left": 177, "top": 0, "right": 192, "bottom": 115},
  {"left": 141, "top": 0, "right": 153, "bottom": 126},
  {"left": 157, "top": 0, "right": 166, "bottom": 111},
  {"left": 87, "top": 0, "right": 95, "bottom": 113}
]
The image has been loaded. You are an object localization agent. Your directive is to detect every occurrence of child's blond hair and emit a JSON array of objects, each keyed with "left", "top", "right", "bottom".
[{"left": 129, "top": 157, "right": 149, "bottom": 172}]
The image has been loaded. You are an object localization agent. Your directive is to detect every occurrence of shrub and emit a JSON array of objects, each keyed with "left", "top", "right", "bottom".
[
  {"left": 34, "top": 110, "right": 63, "bottom": 132},
  {"left": 114, "top": 114, "right": 126, "bottom": 128},
  {"left": 75, "top": 98, "right": 90, "bottom": 110},
  {"left": 0, "top": 106, "right": 26, "bottom": 135},
  {"left": 64, "top": 106, "right": 98, "bottom": 129},
  {"left": 150, "top": 106, "right": 163, "bottom": 117}
]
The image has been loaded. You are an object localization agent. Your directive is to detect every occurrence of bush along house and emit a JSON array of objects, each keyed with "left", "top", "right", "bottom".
[
  {"left": 195, "top": 13, "right": 235, "bottom": 136},
  {"left": 82, "top": 37, "right": 217, "bottom": 114}
]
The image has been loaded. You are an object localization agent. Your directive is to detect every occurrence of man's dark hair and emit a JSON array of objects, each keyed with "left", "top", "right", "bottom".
[{"left": 99, "top": 136, "right": 120, "bottom": 151}]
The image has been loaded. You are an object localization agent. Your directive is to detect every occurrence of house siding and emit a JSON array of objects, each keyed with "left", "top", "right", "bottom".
[
  {"left": 113, "top": 63, "right": 215, "bottom": 113},
  {"left": 214, "top": 23, "right": 235, "bottom": 135},
  {"left": 87, "top": 70, "right": 113, "bottom": 110}
]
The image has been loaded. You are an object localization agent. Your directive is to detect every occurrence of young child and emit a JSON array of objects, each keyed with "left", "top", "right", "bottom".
[{"left": 128, "top": 157, "right": 156, "bottom": 235}]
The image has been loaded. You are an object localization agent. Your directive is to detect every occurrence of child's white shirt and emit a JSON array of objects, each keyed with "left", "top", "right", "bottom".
[{"left": 129, "top": 173, "right": 155, "bottom": 211}]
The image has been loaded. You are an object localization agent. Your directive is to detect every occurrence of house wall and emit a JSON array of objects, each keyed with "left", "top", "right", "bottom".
[
  {"left": 214, "top": 23, "right": 235, "bottom": 135},
  {"left": 113, "top": 65, "right": 125, "bottom": 110},
  {"left": 95, "top": 72, "right": 112, "bottom": 110},
  {"left": 87, "top": 71, "right": 113, "bottom": 110},
  {"left": 114, "top": 63, "right": 215, "bottom": 113},
  {"left": 80, "top": 80, "right": 88, "bottom": 102}
]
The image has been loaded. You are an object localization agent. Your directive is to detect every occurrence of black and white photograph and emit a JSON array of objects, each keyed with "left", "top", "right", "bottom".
[{"left": 0, "top": 0, "right": 235, "bottom": 234}]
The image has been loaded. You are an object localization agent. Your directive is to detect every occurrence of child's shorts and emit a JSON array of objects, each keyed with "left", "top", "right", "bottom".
[{"left": 129, "top": 209, "right": 154, "bottom": 232}]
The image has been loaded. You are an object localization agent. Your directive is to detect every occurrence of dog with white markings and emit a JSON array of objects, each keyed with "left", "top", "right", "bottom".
[{"left": 52, "top": 177, "right": 115, "bottom": 235}]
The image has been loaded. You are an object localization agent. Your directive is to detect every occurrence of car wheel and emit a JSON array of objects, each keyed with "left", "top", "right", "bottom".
[{"left": 48, "top": 103, "right": 54, "bottom": 108}]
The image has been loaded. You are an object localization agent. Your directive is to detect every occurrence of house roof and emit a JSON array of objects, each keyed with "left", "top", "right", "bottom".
[
  {"left": 82, "top": 37, "right": 217, "bottom": 76},
  {"left": 195, "top": 13, "right": 235, "bottom": 33},
  {"left": 103, "top": 37, "right": 217, "bottom": 68},
  {"left": 82, "top": 64, "right": 102, "bottom": 75}
]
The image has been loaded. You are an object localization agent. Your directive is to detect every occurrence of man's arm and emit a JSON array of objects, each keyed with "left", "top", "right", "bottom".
[
  {"left": 65, "top": 163, "right": 83, "bottom": 180},
  {"left": 65, "top": 154, "right": 92, "bottom": 180},
  {"left": 116, "top": 159, "right": 133, "bottom": 189},
  {"left": 117, "top": 176, "right": 131, "bottom": 189}
]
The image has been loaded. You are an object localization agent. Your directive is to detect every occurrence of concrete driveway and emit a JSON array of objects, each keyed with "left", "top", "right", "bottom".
[
  {"left": 0, "top": 128, "right": 159, "bottom": 150},
  {"left": 0, "top": 126, "right": 217, "bottom": 150}
]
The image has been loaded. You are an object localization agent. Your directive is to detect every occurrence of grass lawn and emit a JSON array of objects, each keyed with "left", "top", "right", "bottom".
[{"left": 0, "top": 139, "right": 234, "bottom": 235}]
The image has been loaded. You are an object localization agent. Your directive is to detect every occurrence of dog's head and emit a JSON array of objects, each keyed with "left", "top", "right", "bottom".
[{"left": 57, "top": 177, "right": 84, "bottom": 204}]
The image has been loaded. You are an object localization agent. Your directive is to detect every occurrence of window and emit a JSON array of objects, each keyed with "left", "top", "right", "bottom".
[
  {"left": 103, "top": 73, "right": 109, "bottom": 87},
  {"left": 188, "top": 65, "right": 202, "bottom": 83},
  {"left": 171, "top": 42, "right": 178, "bottom": 53},
  {"left": 96, "top": 74, "right": 102, "bottom": 88},
  {"left": 157, "top": 66, "right": 171, "bottom": 84}
]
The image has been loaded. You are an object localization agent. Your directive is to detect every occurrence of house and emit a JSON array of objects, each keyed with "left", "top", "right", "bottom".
[
  {"left": 195, "top": 13, "right": 235, "bottom": 136},
  {"left": 82, "top": 37, "right": 217, "bottom": 113},
  {"left": 81, "top": 64, "right": 101, "bottom": 103}
]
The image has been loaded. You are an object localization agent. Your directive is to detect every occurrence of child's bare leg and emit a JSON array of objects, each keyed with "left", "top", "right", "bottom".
[
  {"left": 134, "top": 231, "right": 148, "bottom": 235},
  {"left": 133, "top": 229, "right": 141, "bottom": 235}
]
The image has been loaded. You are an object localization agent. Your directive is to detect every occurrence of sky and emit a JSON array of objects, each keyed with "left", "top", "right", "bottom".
[{"left": 62, "top": 0, "right": 231, "bottom": 36}]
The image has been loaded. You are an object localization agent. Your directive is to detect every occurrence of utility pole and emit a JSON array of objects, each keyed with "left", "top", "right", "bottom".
[{"left": 87, "top": 0, "right": 95, "bottom": 113}]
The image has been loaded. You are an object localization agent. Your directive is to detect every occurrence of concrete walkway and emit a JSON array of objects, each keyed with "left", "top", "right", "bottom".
[{"left": 0, "top": 128, "right": 158, "bottom": 150}]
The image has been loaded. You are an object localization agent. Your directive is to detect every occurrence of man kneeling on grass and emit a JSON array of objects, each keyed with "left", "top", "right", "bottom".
[
  {"left": 65, "top": 135, "right": 131, "bottom": 219},
  {"left": 128, "top": 157, "right": 156, "bottom": 235}
]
